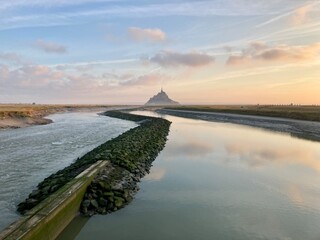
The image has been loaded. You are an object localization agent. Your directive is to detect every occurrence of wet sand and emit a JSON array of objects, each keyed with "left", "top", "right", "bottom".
[
  {"left": 0, "top": 105, "right": 135, "bottom": 129},
  {"left": 158, "top": 109, "right": 320, "bottom": 142},
  {"left": 0, "top": 116, "right": 52, "bottom": 129},
  {"left": 164, "top": 105, "right": 320, "bottom": 122}
]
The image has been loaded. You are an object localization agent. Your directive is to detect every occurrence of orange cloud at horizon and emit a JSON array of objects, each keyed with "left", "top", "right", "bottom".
[{"left": 167, "top": 59, "right": 320, "bottom": 105}]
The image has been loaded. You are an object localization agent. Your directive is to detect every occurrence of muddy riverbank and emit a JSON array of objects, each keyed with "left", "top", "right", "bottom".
[
  {"left": 164, "top": 105, "right": 320, "bottom": 122},
  {"left": 158, "top": 109, "right": 320, "bottom": 142},
  {"left": 0, "top": 105, "right": 134, "bottom": 129}
]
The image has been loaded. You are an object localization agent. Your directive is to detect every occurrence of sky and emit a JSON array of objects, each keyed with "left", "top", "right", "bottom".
[{"left": 0, "top": 0, "right": 320, "bottom": 105}]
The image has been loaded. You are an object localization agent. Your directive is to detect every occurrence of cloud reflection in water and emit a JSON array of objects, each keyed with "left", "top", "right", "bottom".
[
  {"left": 144, "top": 167, "right": 166, "bottom": 181},
  {"left": 225, "top": 142, "right": 320, "bottom": 172}
]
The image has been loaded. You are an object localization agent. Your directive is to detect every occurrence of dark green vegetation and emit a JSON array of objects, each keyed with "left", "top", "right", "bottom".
[
  {"left": 17, "top": 111, "right": 171, "bottom": 216},
  {"left": 165, "top": 105, "right": 320, "bottom": 122}
]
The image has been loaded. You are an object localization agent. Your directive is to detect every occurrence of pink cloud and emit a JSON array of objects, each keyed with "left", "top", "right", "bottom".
[
  {"left": 226, "top": 42, "right": 320, "bottom": 66},
  {"left": 128, "top": 27, "right": 166, "bottom": 42},
  {"left": 35, "top": 39, "right": 67, "bottom": 54},
  {"left": 0, "top": 63, "right": 166, "bottom": 98},
  {"left": 150, "top": 50, "right": 215, "bottom": 67},
  {"left": 0, "top": 52, "right": 30, "bottom": 65},
  {"left": 0, "top": 63, "right": 172, "bottom": 104},
  {"left": 121, "top": 73, "right": 164, "bottom": 86},
  {"left": 0, "top": 65, "right": 67, "bottom": 88}
]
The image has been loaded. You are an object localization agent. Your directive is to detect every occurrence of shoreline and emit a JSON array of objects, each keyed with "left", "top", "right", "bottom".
[
  {"left": 0, "top": 105, "right": 137, "bottom": 129},
  {"left": 164, "top": 105, "right": 320, "bottom": 122},
  {"left": 0, "top": 116, "right": 53, "bottom": 129},
  {"left": 159, "top": 109, "right": 320, "bottom": 142}
]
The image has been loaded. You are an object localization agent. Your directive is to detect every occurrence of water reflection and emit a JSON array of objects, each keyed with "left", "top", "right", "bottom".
[
  {"left": 56, "top": 216, "right": 88, "bottom": 240},
  {"left": 61, "top": 111, "right": 320, "bottom": 240},
  {"left": 138, "top": 111, "right": 320, "bottom": 216},
  {"left": 225, "top": 141, "right": 320, "bottom": 172},
  {"left": 155, "top": 111, "right": 320, "bottom": 173},
  {"left": 164, "top": 141, "right": 213, "bottom": 158},
  {"left": 287, "top": 184, "right": 304, "bottom": 206},
  {"left": 159, "top": 109, "right": 320, "bottom": 143},
  {"left": 143, "top": 167, "right": 166, "bottom": 181}
]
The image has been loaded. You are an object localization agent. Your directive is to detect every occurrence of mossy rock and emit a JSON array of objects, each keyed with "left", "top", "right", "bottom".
[
  {"left": 103, "top": 192, "right": 114, "bottom": 197},
  {"left": 90, "top": 199, "right": 99, "bottom": 209},
  {"left": 98, "top": 198, "right": 108, "bottom": 207},
  {"left": 114, "top": 197, "right": 125, "bottom": 208}
]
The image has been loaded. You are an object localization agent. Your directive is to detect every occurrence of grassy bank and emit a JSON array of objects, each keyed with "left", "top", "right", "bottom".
[
  {"left": 0, "top": 104, "right": 107, "bottom": 118},
  {"left": 164, "top": 105, "right": 320, "bottom": 122},
  {"left": 17, "top": 111, "right": 171, "bottom": 216}
]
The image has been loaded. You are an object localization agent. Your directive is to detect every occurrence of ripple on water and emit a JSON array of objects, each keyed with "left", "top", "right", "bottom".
[
  {"left": 65, "top": 111, "right": 320, "bottom": 240},
  {"left": 0, "top": 112, "right": 136, "bottom": 231}
]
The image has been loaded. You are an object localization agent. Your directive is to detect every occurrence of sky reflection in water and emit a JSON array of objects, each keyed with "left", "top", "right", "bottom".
[{"left": 62, "top": 111, "right": 320, "bottom": 240}]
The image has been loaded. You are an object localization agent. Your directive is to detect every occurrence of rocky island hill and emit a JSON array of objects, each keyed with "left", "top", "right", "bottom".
[{"left": 145, "top": 89, "right": 179, "bottom": 106}]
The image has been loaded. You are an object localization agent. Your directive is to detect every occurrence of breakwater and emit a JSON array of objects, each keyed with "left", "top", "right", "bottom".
[
  {"left": 17, "top": 111, "right": 171, "bottom": 216},
  {"left": 80, "top": 111, "right": 171, "bottom": 215},
  {"left": 0, "top": 161, "right": 108, "bottom": 240}
]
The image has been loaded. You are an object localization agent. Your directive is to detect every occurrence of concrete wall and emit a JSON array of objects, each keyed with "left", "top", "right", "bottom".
[{"left": 0, "top": 160, "right": 109, "bottom": 240}]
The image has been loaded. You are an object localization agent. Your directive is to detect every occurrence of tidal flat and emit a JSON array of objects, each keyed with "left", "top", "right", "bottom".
[
  {"left": 165, "top": 105, "right": 320, "bottom": 122},
  {"left": 0, "top": 104, "right": 131, "bottom": 129},
  {"left": 159, "top": 108, "right": 320, "bottom": 142}
]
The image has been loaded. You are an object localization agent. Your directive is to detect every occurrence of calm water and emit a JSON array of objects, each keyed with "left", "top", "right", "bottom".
[
  {"left": 59, "top": 111, "right": 320, "bottom": 240},
  {"left": 0, "top": 112, "right": 136, "bottom": 231}
]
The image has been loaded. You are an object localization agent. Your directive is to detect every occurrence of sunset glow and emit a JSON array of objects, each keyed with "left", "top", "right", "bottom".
[{"left": 1, "top": 0, "right": 319, "bottom": 104}]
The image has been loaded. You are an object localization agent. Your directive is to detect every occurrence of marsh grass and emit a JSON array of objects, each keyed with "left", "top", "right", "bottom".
[{"left": 0, "top": 104, "right": 120, "bottom": 119}]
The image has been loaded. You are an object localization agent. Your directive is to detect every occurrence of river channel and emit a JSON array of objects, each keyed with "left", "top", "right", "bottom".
[
  {"left": 0, "top": 112, "right": 136, "bottom": 231},
  {"left": 59, "top": 111, "right": 320, "bottom": 240}
]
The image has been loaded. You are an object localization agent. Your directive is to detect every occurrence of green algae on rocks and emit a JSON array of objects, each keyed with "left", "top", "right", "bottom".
[{"left": 80, "top": 111, "right": 171, "bottom": 216}]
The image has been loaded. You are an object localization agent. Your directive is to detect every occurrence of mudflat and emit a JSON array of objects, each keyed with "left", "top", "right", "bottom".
[
  {"left": 0, "top": 104, "right": 125, "bottom": 129},
  {"left": 164, "top": 105, "right": 320, "bottom": 122},
  {"left": 159, "top": 108, "right": 320, "bottom": 142}
]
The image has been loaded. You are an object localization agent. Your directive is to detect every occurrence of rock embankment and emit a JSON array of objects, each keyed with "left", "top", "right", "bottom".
[
  {"left": 17, "top": 111, "right": 171, "bottom": 216},
  {"left": 80, "top": 111, "right": 171, "bottom": 216}
]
